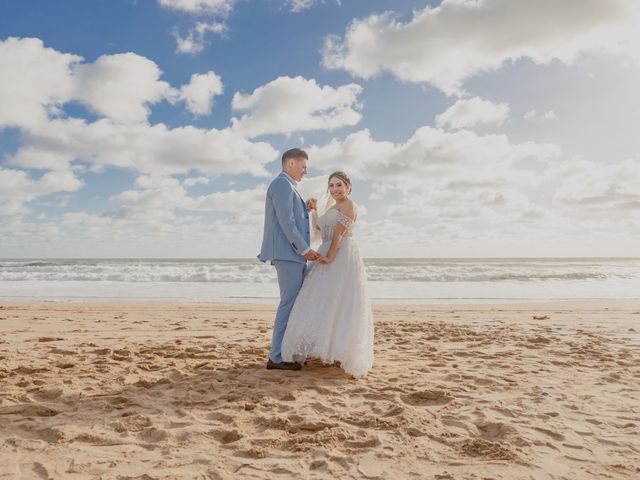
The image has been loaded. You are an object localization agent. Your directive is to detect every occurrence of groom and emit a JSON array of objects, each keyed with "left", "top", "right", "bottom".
[{"left": 258, "top": 148, "right": 320, "bottom": 370}]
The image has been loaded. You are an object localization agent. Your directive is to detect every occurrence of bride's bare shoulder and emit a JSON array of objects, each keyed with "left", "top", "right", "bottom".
[{"left": 337, "top": 199, "right": 357, "bottom": 221}]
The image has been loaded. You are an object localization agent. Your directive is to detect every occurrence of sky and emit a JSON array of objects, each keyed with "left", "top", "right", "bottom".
[{"left": 1, "top": 0, "right": 639, "bottom": 258}]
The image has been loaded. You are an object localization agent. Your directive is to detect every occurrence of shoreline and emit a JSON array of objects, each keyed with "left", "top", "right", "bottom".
[{"left": 2, "top": 297, "right": 640, "bottom": 306}]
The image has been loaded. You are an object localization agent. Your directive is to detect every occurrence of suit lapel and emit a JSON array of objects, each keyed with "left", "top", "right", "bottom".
[{"left": 279, "top": 172, "right": 306, "bottom": 210}]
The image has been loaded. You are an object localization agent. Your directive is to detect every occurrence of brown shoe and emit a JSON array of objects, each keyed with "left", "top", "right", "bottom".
[{"left": 266, "top": 359, "right": 302, "bottom": 371}]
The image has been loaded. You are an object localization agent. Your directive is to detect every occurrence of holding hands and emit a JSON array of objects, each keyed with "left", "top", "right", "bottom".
[{"left": 304, "top": 250, "right": 321, "bottom": 261}]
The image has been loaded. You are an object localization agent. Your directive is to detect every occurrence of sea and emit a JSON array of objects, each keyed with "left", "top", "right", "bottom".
[{"left": 0, "top": 258, "right": 638, "bottom": 303}]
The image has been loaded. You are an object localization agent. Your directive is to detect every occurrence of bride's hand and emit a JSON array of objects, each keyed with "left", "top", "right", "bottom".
[{"left": 318, "top": 256, "right": 331, "bottom": 264}]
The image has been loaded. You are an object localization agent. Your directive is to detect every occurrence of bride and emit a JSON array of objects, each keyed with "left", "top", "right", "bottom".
[{"left": 281, "top": 171, "right": 374, "bottom": 378}]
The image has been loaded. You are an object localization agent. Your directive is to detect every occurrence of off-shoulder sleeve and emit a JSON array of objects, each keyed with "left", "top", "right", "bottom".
[{"left": 335, "top": 209, "right": 355, "bottom": 228}]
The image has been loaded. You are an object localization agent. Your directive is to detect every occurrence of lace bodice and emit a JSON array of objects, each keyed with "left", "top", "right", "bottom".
[{"left": 314, "top": 208, "right": 355, "bottom": 243}]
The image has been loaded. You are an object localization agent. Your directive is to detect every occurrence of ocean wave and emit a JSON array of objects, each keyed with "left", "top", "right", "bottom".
[
  {"left": 365, "top": 267, "right": 617, "bottom": 282},
  {"left": 1, "top": 258, "right": 639, "bottom": 284},
  {"left": 0, "top": 262, "right": 275, "bottom": 283}
]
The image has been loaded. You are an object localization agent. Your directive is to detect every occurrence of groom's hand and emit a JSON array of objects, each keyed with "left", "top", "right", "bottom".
[
  {"left": 306, "top": 198, "right": 317, "bottom": 211},
  {"left": 304, "top": 249, "right": 320, "bottom": 261}
]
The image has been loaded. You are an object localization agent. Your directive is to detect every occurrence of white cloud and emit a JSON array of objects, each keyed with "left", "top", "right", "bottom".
[
  {"left": 173, "top": 22, "right": 227, "bottom": 55},
  {"left": 187, "top": 184, "right": 266, "bottom": 213},
  {"left": 304, "top": 124, "right": 566, "bottom": 228},
  {"left": 383, "top": 183, "right": 541, "bottom": 225},
  {"left": 183, "top": 176, "right": 210, "bottom": 186},
  {"left": 0, "top": 207, "right": 270, "bottom": 258},
  {"left": 108, "top": 176, "right": 186, "bottom": 223},
  {"left": 524, "top": 109, "right": 557, "bottom": 121},
  {"left": 308, "top": 126, "right": 560, "bottom": 182},
  {"left": 322, "top": 0, "right": 640, "bottom": 95},
  {"left": 368, "top": 182, "right": 396, "bottom": 201},
  {"left": 0, "top": 37, "right": 223, "bottom": 126},
  {"left": 5, "top": 148, "right": 74, "bottom": 173},
  {"left": 366, "top": 154, "right": 640, "bottom": 237},
  {"left": 163, "top": 0, "right": 335, "bottom": 54},
  {"left": 0, "top": 37, "right": 278, "bottom": 222},
  {"left": 0, "top": 37, "right": 80, "bottom": 128},
  {"left": 9, "top": 118, "right": 277, "bottom": 178},
  {"left": 553, "top": 159, "right": 640, "bottom": 214},
  {"left": 158, "top": 1, "right": 231, "bottom": 55},
  {"left": 61, "top": 212, "right": 116, "bottom": 235},
  {"left": 73, "top": 53, "right": 175, "bottom": 124},
  {"left": 286, "top": 0, "right": 316, "bottom": 12},
  {"left": 157, "top": 0, "right": 234, "bottom": 15},
  {"left": 435, "top": 97, "right": 509, "bottom": 129},
  {"left": 0, "top": 167, "right": 83, "bottom": 215},
  {"left": 108, "top": 176, "right": 266, "bottom": 224},
  {"left": 231, "top": 76, "right": 362, "bottom": 137},
  {"left": 176, "top": 71, "right": 223, "bottom": 115}
]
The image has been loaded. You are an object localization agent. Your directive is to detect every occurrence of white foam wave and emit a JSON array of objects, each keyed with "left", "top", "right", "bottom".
[{"left": 1, "top": 258, "right": 638, "bottom": 284}]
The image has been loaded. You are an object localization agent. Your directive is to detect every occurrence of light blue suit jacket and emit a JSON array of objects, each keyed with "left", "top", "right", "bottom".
[{"left": 257, "top": 172, "right": 310, "bottom": 264}]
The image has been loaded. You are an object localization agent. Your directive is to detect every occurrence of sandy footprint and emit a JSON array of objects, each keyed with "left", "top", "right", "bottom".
[
  {"left": 459, "top": 437, "right": 518, "bottom": 460},
  {"left": 32, "top": 387, "right": 64, "bottom": 401},
  {"left": 532, "top": 426, "right": 565, "bottom": 441},
  {"left": 111, "top": 413, "right": 152, "bottom": 433},
  {"left": 206, "top": 428, "right": 243, "bottom": 444},
  {"left": 37, "top": 337, "right": 64, "bottom": 342},
  {"left": 138, "top": 427, "right": 169, "bottom": 443},
  {"left": 401, "top": 389, "right": 454, "bottom": 406},
  {"left": 0, "top": 404, "right": 59, "bottom": 417},
  {"left": 31, "top": 462, "right": 50, "bottom": 480}
]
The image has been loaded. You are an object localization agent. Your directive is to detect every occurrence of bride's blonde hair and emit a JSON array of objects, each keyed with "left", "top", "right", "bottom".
[{"left": 322, "top": 171, "right": 352, "bottom": 213}]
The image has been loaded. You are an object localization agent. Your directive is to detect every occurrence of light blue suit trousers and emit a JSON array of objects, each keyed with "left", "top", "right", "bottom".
[{"left": 270, "top": 260, "right": 306, "bottom": 363}]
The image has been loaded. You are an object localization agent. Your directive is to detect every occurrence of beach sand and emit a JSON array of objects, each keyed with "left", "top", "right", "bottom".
[{"left": 1, "top": 300, "right": 639, "bottom": 479}]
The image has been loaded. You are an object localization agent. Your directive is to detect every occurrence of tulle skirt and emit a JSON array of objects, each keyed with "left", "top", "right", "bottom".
[{"left": 281, "top": 238, "right": 374, "bottom": 377}]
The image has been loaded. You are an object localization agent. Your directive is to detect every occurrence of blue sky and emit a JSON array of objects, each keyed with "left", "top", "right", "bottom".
[{"left": 1, "top": 0, "right": 639, "bottom": 258}]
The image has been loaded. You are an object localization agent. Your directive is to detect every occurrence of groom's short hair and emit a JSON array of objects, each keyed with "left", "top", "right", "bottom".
[{"left": 281, "top": 148, "right": 308, "bottom": 165}]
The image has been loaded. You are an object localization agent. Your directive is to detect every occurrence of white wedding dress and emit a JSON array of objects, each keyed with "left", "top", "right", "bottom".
[{"left": 281, "top": 206, "right": 374, "bottom": 377}]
